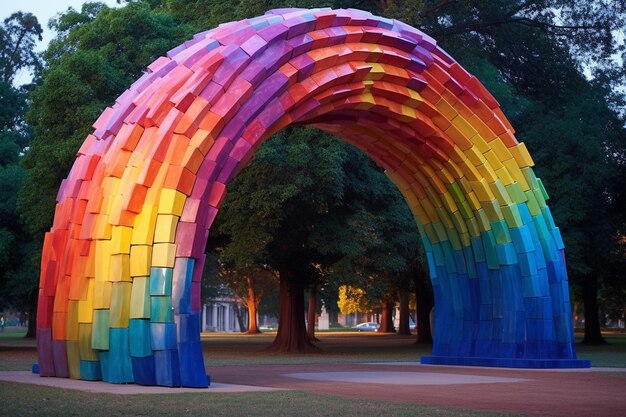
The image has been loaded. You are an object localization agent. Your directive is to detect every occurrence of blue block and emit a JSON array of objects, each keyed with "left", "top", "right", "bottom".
[
  {"left": 453, "top": 249, "right": 467, "bottom": 275},
  {"left": 155, "top": 350, "right": 181, "bottom": 387},
  {"left": 471, "top": 236, "right": 486, "bottom": 263},
  {"left": 431, "top": 243, "right": 445, "bottom": 266},
  {"left": 463, "top": 247, "right": 477, "bottom": 278},
  {"left": 518, "top": 252, "right": 538, "bottom": 277},
  {"left": 178, "top": 341, "right": 209, "bottom": 387},
  {"left": 496, "top": 243, "right": 518, "bottom": 265},
  {"left": 541, "top": 206, "right": 556, "bottom": 229},
  {"left": 173, "top": 257, "right": 195, "bottom": 314},
  {"left": 131, "top": 355, "right": 156, "bottom": 385},
  {"left": 177, "top": 313, "right": 201, "bottom": 343},
  {"left": 129, "top": 319, "right": 152, "bottom": 357},
  {"left": 79, "top": 361, "right": 101, "bottom": 381},
  {"left": 551, "top": 227, "right": 565, "bottom": 250},
  {"left": 151, "top": 322, "right": 177, "bottom": 350},
  {"left": 510, "top": 225, "right": 535, "bottom": 253},
  {"left": 426, "top": 251, "right": 438, "bottom": 279},
  {"left": 518, "top": 203, "right": 532, "bottom": 225},
  {"left": 150, "top": 267, "right": 173, "bottom": 296}
]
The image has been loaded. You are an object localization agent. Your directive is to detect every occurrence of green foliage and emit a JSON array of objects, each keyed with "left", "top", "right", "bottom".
[{"left": 0, "top": 12, "right": 43, "bottom": 84}]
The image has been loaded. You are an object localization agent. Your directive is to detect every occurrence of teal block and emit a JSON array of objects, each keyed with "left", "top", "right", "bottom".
[
  {"left": 491, "top": 220, "right": 512, "bottom": 244},
  {"left": 100, "top": 328, "right": 133, "bottom": 384},
  {"left": 541, "top": 206, "right": 556, "bottom": 229},
  {"left": 129, "top": 319, "right": 152, "bottom": 357},
  {"left": 510, "top": 225, "right": 534, "bottom": 254},
  {"left": 532, "top": 214, "right": 550, "bottom": 242},
  {"left": 496, "top": 243, "right": 517, "bottom": 265},
  {"left": 441, "top": 241, "right": 457, "bottom": 274},
  {"left": 551, "top": 227, "right": 565, "bottom": 250},
  {"left": 92, "top": 310, "right": 109, "bottom": 350},
  {"left": 463, "top": 247, "right": 477, "bottom": 278},
  {"left": 481, "top": 231, "right": 500, "bottom": 270},
  {"left": 431, "top": 243, "right": 445, "bottom": 266},
  {"left": 425, "top": 251, "right": 438, "bottom": 279},
  {"left": 151, "top": 296, "right": 174, "bottom": 323},
  {"left": 471, "top": 236, "right": 485, "bottom": 262},
  {"left": 79, "top": 360, "right": 101, "bottom": 381},
  {"left": 540, "top": 238, "right": 558, "bottom": 264},
  {"left": 150, "top": 267, "right": 173, "bottom": 296}
]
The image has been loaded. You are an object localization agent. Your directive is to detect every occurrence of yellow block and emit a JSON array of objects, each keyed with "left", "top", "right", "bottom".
[
  {"left": 494, "top": 166, "right": 514, "bottom": 186},
  {"left": 440, "top": 191, "right": 459, "bottom": 213},
  {"left": 66, "top": 341, "right": 81, "bottom": 379},
  {"left": 420, "top": 198, "right": 440, "bottom": 223},
  {"left": 435, "top": 167, "right": 456, "bottom": 185},
  {"left": 109, "top": 282, "right": 132, "bottom": 328},
  {"left": 459, "top": 161, "right": 482, "bottom": 182},
  {"left": 110, "top": 253, "right": 130, "bottom": 282},
  {"left": 435, "top": 98, "right": 457, "bottom": 120},
  {"left": 110, "top": 226, "right": 132, "bottom": 254},
  {"left": 131, "top": 204, "right": 158, "bottom": 245},
  {"left": 450, "top": 210, "right": 469, "bottom": 234},
  {"left": 466, "top": 191, "right": 481, "bottom": 211},
  {"left": 130, "top": 276, "right": 150, "bottom": 319},
  {"left": 483, "top": 150, "right": 504, "bottom": 170},
  {"left": 158, "top": 189, "right": 186, "bottom": 216},
  {"left": 77, "top": 278, "right": 94, "bottom": 323},
  {"left": 464, "top": 146, "right": 486, "bottom": 166},
  {"left": 154, "top": 214, "right": 179, "bottom": 243},
  {"left": 475, "top": 163, "right": 498, "bottom": 183},
  {"left": 469, "top": 179, "right": 496, "bottom": 202},
  {"left": 452, "top": 115, "right": 478, "bottom": 139},
  {"left": 489, "top": 137, "right": 513, "bottom": 161},
  {"left": 93, "top": 281, "right": 112, "bottom": 309},
  {"left": 470, "top": 134, "right": 490, "bottom": 154},
  {"left": 152, "top": 243, "right": 176, "bottom": 268},
  {"left": 502, "top": 158, "right": 530, "bottom": 191},
  {"left": 66, "top": 301, "right": 79, "bottom": 341},
  {"left": 94, "top": 240, "right": 111, "bottom": 282},
  {"left": 509, "top": 142, "right": 535, "bottom": 167},
  {"left": 130, "top": 245, "right": 152, "bottom": 277},
  {"left": 401, "top": 104, "right": 416, "bottom": 119},
  {"left": 78, "top": 323, "right": 99, "bottom": 361},
  {"left": 366, "top": 63, "right": 385, "bottom": 80}
]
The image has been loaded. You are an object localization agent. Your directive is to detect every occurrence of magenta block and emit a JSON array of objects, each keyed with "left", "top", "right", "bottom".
[
  {"left": 229, "top": 139, "right": 253, "bottom": 162},
  {"left": 192, "top": 254, "right": 206, "bottom": 283},
  {"left": 198, "top": 81, "right": 225, "bottom": 105},
  {"left": 217, "top": 157, "right": 241, "bottom": 183},
  {"left": 191, "top": 281, "right": 201, "bottom": 312}
]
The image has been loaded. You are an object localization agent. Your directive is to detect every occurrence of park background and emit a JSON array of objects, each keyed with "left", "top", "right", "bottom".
[{"left": 0, "top": 0, "right": 625, "bottom": 350}]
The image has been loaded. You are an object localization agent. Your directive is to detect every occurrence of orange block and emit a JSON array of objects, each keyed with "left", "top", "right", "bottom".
[
  {"left": 189, "top": 129, "right": 215, "bottom": 156},
  {"left": 164, "top": 134, "right": 190, "bottom": 166},
  {"left": 52, "top": 311, "right": 68, "bottom": 340},
  {"left": 164, "top": 165, "right": 196, "bottom": 196},
  {"left": 181, "top": 145, "right": 204, "bottom": 174},
  {"left": 117, "top": 122, "right": 145, "bottom": 152},
  {"left": 198, "top": 111, "right": 225, "bottom": 136}
]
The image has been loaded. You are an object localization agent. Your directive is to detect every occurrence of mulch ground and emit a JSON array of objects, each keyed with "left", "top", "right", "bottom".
[{"left": 208, "top": 362, "right": 626, "bottom": 417}]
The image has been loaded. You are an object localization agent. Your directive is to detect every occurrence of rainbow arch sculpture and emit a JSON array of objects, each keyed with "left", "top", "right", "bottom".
[{"left": 37, "top": 8, "right": 589, "bottom": 387}]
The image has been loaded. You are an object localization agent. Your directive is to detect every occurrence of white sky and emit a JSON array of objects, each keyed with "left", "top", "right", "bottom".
[{"left": 1, "top": 0, "right": 120, "bottom": 85}]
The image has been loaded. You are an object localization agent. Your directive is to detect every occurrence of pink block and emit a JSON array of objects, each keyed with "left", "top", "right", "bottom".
[
  {"left": 175, "top": 221, "right": 199, "bottom": 258},
  {"left": 229, "top": 138, "right": 253, "bottom": 162},
  {"left": 181, "top": 198, "right": 202, "bottom": 222}
]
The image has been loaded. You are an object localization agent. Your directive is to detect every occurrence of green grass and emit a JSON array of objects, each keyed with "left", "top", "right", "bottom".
[
  {"left": 0, "top": 381, "right": 519, "bottom": 417},
  {"left": 575, "top": 333, "right": 626, "bottom": 367}
]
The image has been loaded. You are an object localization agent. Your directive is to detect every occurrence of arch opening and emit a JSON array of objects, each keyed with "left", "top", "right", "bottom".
[{"left": 37, "top": 7, "right": 589, "bottom": 388}]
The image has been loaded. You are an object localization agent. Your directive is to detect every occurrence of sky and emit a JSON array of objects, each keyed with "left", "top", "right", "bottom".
[{"left": 1, "top": 0, "right": 120, "bottom": 85}]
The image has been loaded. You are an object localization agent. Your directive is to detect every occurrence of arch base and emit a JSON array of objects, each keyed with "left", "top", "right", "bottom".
[{"left": 421, "top": 356, "right": 591, "bottom": 369}]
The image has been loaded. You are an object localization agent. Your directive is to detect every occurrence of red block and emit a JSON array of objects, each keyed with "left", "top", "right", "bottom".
[
  {"left": 207, "top": 181, "right": 227, "bottom": 208},
  {"left": 37, "top": 291, "right": 55, "bottom": 328}
]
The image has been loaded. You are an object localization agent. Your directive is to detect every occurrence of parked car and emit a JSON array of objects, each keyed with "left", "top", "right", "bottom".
[{"left": 353, "top": 322, "right": 380, "bottom": 332}]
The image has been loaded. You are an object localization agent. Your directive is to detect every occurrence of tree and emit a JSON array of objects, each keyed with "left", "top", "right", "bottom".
[{"left": 0, "top": 12, "right": 42, "bottom": 85}]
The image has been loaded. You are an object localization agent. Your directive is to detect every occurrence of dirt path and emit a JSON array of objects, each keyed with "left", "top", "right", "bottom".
[{"left": 208, "top": 362, "right": 626, "bottom": 417}]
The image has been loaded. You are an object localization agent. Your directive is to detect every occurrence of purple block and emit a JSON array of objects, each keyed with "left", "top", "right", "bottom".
[
  {"left": 325, "top": 27, "right": 347, "bottom": 46},
  {"left": 216, "top": 157, "right": 241, "bottom": 183},
  {"left": 286, "top": 34, "right": 314, "bottom": 57},
  {"left": 198, "top": 81, "right": 225, "bottom": 105},
  {"left": 191, "top": 282, "right": 201, "bottom": 313},
  {"left": 407, "top": 74, "right": 428, "bottom": 92},
  {"left": 258, "top": 99, "right": 287, "bottom": 128},
  {"left": 229, "top": 138, "right": 253, "bottom": 162},
  {"left": 52, "top": 340, "right": 69, "bottom": 378},
  {"left": 37, "top": 328, "right": 55, "bottom": 377},
  {"left": 240, "top": 60, "right": 268, "bottom": 86},
  {"left": 241, "top": 34, "right": 268, "bottom": 58},
  {"left": 211, "top": 45, "right": 250, "bottom": 88},
  {"left": 258, "top": 23, "right": 289, "bottom": 42},
  {"left": 291, "top": 54, "right": 316, "bottom": 81},
  {"left": 257, "top": 71, "right": 289, "bottom": 101},
  {"left": 283, "top": 14, "right": 316, "bottom": 38},
  {"left": 411, "top": 45, "right": 435, "bottom": 67},
  {"left": 192, "top": 254, "right": 206, "bottom": 283},
  {"left": 289, "top": 97, "right": 320, "bottom": 123}
]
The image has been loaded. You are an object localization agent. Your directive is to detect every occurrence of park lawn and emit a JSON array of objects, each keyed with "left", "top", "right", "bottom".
[{"left": 0, "top": 381, "right": 519, "bottom": 417}]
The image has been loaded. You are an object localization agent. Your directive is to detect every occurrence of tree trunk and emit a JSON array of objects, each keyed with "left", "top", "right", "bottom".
[
  {"left": 397, "top": 290, "right": 411, "bottom": 335},
  {"left": 581, "top": 274, "right": 607, "bottom": 344},
  {"left": 378, "top": 298, "right": 395, "bottom": 333},
  {"left": 267, "top": 270, "right": 319, "bottom": 352},
  {"left": 307, "top": 284, "right": 319, "bottom": 341},
  {"left": 25, "top": 288, "right": 37, "bottom": 339},
  {"left": 415, "top": 269, "right": 433, "bottom": 344},
  {"left": 245, "top": 276, "right": 261, "bottom": 334},
  {"left": 234, "top": 304, "right": 246, "bottom": 332}
]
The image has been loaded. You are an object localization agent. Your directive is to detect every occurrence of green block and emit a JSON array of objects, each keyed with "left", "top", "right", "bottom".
[
  {"left": 92, "top": 310, "right": 110, "bottom": 350},
  {"left": 482, "top": 199, "right": 503, "bottom": 222},
  {"left": 150, "top": 296, "right": 173, "bottom": 323},
  {"left": 505, "top": 182, "right": 527, "bottom": 204},
  {"left": 490, "top": 219, "right": 512, "bottom": 244},
  {"left": 458, "top": 199, "right": 474, "bottom": 219},
  {"left": 524, "top": 190, "right": 541, "bottom": 216},
  {"left": 448, "top": 182, "right": 465, "bottom": 204},
  {"left": 130, "top": 277, "right": 150, "bottom": 319},
  {"left": 536, "top": 178, "right": 549, "bottom": 201},
  {"left": 66, "top": 340, "right": 81, "bottom": 380},
  {"left": 448, "top": 228, "right": 462, "bottom": 251},
  {"left": 432, "top": 222, "right": 448, "bottom": 242},
  {"left": 521, "top": 167, "right": 539, "bottom": 189},
  {"left": 423, "top": 223, "right": 440, "bottom": 244},
  {"left": 501, "top": 204, "right": 523, "bottom": 228},
  {"left": 532, "top": 214, "right": 551, "bottom": 242},
  {"left": 533, "top": 187, "right": 547, "bottom": 209}
]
